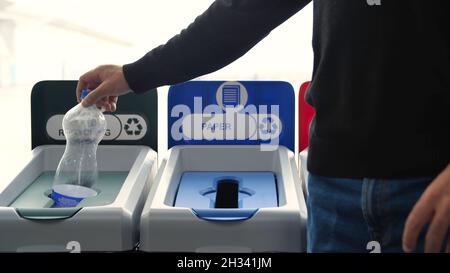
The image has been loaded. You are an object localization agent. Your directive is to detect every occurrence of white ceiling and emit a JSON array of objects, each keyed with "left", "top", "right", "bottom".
[
  {"left": 0, "top": 0, "right": 214, "bottom": 46},
  {"left": 0, "top": 0, "right": 314, "bottom": 83}
]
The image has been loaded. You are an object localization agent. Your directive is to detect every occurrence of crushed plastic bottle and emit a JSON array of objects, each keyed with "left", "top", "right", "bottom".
[{"left": 51, "top": 89, "right": 107, "bottom": 207}]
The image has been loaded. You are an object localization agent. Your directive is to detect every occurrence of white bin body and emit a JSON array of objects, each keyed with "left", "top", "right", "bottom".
[
  {"left": 140, "top": 145, "right": 307, "bottom": 253},
  {"left": 0, "top": 145, "right": 157, "bottom": 252}
]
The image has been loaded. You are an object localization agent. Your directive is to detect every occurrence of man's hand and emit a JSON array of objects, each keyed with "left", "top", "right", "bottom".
[
  {"left": 76, "top": 65, "right": 131, "bottom": 112},
  {"left": 403, "top": 164, "right": 450, "bottom": 253}
]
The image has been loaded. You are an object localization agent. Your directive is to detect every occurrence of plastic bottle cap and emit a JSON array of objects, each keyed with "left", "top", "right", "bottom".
[{"left": 80, "top": 88, "right": 90, "bottom": 100}]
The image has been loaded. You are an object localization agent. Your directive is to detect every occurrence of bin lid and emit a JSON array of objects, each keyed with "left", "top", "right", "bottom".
[
  {"left": 31, "top": 80, "right": 158, "bottom": 151},
  {"left": 168, "top": 81, "right": 295, "bottom": 151}
]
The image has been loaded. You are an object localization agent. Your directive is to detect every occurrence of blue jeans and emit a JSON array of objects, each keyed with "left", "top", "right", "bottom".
[{"left": 306, "top": 174, "right": 434, "bottom": 253}]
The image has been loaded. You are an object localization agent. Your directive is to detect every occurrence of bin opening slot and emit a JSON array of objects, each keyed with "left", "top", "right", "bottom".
[{"left": 215, "top": 179, "right": 239, "bottom": 208}]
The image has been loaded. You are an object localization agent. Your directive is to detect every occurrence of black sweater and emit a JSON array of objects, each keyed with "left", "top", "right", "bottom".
[{"left": 123, "top": 0, "right": 450, "bottom": 179}]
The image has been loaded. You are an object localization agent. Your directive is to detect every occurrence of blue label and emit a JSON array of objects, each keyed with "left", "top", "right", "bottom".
[{"left": 168, "top": 81, "right": 295, "bottom": 151}]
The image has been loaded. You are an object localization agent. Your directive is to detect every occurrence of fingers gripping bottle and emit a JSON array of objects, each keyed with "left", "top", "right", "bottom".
[{"left": 51, "top": 89, "right": 107, "bottom": 207}]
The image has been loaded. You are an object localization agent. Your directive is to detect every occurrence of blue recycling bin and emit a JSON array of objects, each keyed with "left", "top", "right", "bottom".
[{"left": 140, "top": 80, "right": 307, "bottom": 253}]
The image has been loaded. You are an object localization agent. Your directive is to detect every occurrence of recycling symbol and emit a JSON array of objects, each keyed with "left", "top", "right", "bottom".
[
  {"left": 259, "top": 117, "right": 279, "bottom": 135},
  {"left": 124, "top": 118, "right": 143, "bottom": 136}
]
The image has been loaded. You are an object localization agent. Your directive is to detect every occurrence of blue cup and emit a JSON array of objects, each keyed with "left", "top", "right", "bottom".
[{"left": 51, "top": 184, "right": 97, "bottom": 208}]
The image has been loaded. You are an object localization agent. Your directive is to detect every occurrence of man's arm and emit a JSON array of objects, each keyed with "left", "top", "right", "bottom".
[
  {"left": 77, "top": 0, "right": 309, "bottom": 107},
  {"left": 122, "top": 0, "right": 310, "bottom": 93}
]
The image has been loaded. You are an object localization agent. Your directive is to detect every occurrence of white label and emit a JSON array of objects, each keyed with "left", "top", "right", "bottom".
[
  {"left": 46, "top": 113, "right": 147, "bottom": 141},
  {"left": 171, "top": 97, "right": 281, "bottom": 142}
]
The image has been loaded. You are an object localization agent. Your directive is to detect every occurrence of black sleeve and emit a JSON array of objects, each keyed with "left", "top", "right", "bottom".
[{"left": 123, "top": 0, "right": 311, "bottom": 93}]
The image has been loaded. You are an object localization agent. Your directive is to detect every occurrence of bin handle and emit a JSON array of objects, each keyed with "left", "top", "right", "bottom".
[
  {"left": 15, "top": 208, "right": 81, "bottom": 220},
  {"left": 191, "top": 208, "right": 258, "bottom": 221}
]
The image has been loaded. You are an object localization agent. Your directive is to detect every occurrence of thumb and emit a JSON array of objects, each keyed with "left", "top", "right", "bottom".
[{"left": 81, "top": 82, "right": 109, "bottom": 107}]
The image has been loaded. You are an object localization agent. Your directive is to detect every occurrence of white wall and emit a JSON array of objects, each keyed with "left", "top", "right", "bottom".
[{"left": 0, "top": 0, "right": 313, "bottom": 188}]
